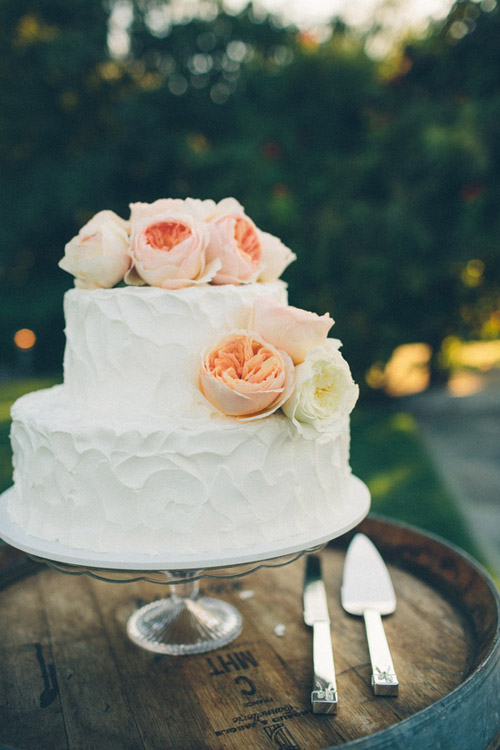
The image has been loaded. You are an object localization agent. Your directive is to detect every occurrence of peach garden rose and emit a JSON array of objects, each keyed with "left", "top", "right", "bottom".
[
  {"left": 126, "top": 208, "right": 220, "bottom": 289},
  {"left": 199, "top": 331, "right": 295, "bottom": 419},
  {"left": 129, "top": 196, "right": 296, "bottom": 286},
  {"left": 204, "top": 197, "right": 296, "bottom": 284},
  {"left": 206, "top": 210, "right": 263, "bottom": 285},
  {"left": 58, "top": 210, "right": 131, "bottom": 289},
  {"left": 60, "top": 197, "right": 297, "bottom": 289}
]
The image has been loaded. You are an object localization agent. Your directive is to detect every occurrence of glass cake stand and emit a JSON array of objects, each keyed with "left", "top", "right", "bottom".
[{"left": 0, "top": 476, "right": 370, "bottom": 655}]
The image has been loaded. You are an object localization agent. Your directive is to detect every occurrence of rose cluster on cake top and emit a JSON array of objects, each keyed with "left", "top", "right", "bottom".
[
  {"left": 59, "top": 197, "right": 359, "bottom": 432},
  {"left": 59, "top": 197, "right": 296, "bottom": 290}
]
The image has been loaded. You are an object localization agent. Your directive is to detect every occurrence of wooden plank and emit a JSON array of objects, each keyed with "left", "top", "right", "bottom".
[
  {"left": 0, "top": 574, "right": 67, "bottom": 749},
  {"left": 87, "top": 577, "right": 215, "bottom": 750},
  {"left": 36, "top": 570, "right": 145, "bottom": 750}
]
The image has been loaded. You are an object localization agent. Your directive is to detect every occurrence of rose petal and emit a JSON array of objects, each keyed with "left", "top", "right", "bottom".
[
  {"left": 238, "top": 350, "right": 295, "bottom": 421},
  {"left": 123, "top": 265, "right": 146, "bottom": 286},
  {"left": 158, "top": 258, "right": 221, "bottom": 289},
  {"left": 130, "top": 198, "right": 220, "bottom": 224},
  {"left": 199, "top": 373, "right": 281, "bottom": 416},
  {"left": 257, "top": 230, "right": 296, "bottom": 282},
  {"left": 251, "top": 297, "right": 334, "bottom": 364}
]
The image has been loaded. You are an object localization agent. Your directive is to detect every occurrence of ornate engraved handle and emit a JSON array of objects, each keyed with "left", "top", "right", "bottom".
[
  {"left": 363, "top": 608, "right": 399, "bottom": 696},
  {"left": 311, "top": 620, "right": 338, "bottom": 713}
]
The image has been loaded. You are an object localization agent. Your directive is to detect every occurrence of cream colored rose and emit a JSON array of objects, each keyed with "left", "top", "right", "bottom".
[
  {"left": 199, "top": 331, "right": 295, "bottom": 420},
  {"left": 251, "top": 297, "right": 333, "bottom": 364},
  {"left": 126, "top": 209, "right": 220, "bottom": 289},
  {"left": 282, "top": 340, "right": 359, "bottom": 430},
  {"left": 258, "top": 231, "right": 296, "bottom": 282},
  {"left": 58, "top": 210, "right": 131, "bottom": 289}
]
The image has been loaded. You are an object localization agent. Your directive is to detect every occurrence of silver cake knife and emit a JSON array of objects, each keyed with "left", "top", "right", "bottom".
[
  {"left": 303, "top": 554, "right": 338, "bottom": 713},
  {"left": 341, "top": 533, "right": 399, "bottom": 696}
]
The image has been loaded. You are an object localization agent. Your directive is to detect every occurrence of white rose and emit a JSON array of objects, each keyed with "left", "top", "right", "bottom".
[
  {"left": 282, "top": 340, "right": 359, "bottom": 432},
  {"left": 59, "top": 210, "right": 130, "bottom": 289}
]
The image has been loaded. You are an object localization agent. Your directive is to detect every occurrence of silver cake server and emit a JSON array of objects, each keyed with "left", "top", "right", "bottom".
[
  {"left": 303, "top": 554, "right": 338, "bottom": 713},
  {"left": 341, "top": 533, "right": 399, "bottom": 696}
]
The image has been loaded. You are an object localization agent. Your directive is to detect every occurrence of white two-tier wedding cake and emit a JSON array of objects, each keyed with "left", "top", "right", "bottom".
[{"left": 7, "top": 197, "right": 363, "bottom": 557}]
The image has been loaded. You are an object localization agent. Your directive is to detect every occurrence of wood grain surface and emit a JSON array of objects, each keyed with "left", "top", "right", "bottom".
[{"left": 0, "top": 516, "right": 499, "bottom": 750}]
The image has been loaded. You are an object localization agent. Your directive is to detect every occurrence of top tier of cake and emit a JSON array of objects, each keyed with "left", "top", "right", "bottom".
[{"left": 63, "top": 281, "right": 287, "bottom": 418}]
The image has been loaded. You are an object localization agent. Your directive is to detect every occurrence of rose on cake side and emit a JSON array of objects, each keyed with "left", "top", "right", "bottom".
[
  {"left": 250, "top": 296, "right": 334, "bottom": 364},
  {"left": 199, "top": 331, "right": 295, "bottom": 420},
  {"left": 58, "top": 210, "right": 131, "bottom": 290},
  {"left": 199, "top": 299, "right": 359, "bottom": 430},
  {"left": 58, "top": 197, "right": 296, "bottom": 289},
  {"left": 282, "top": 339, "right": 359, "bottom": 432}
]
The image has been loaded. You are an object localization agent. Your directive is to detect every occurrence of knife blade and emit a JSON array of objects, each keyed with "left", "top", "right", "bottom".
[
  {"left": 341, "top": 533, "right": 399, "bottom": 696},
  {"left": 303, "top": 554, "right": 338, "bottom": 713}
]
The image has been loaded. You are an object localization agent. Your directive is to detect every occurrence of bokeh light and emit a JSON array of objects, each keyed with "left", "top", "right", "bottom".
[{"left": 14, "top": 328, "right": 37, "bottom": 351}]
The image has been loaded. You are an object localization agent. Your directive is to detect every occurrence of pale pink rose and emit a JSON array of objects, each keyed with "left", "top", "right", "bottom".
[
  {"left": 258, "top": 231, "right": 296, "bottom": 282},
  {"left": 58, "top": 210, "right": 131, "bottom": 289},
  {"left": 251, "top": 297, "right": 334, "bottom": 364},
  {"left": 205, "top": 210, "right": 264, "bottom": 285},
  {"left": 199, "top": 331, "right": 295, "bottom": 420},
  {"left": 126, "top": 210, "right": 220, "bottom": 289}
]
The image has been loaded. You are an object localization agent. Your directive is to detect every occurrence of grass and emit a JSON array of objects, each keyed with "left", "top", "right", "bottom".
[
  {"left": 350, "top": 403, "right": 483, "bottom": 563},
  {"left": 0, "top": 379, "right": 481, "bottom": 565}
]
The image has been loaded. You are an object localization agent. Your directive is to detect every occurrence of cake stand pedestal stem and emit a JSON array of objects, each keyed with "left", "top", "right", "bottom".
[{"left": 126, "top": 570, "right": 243, "bottom": 655}]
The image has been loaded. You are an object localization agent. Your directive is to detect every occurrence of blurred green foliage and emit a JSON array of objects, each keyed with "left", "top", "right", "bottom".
[{"left": 1, "top": 0, "right": 499, "bottom": 386}]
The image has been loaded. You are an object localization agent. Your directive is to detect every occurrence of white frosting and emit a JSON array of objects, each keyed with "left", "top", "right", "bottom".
[
  {"left": 63, "top": 282, "right": 287, "bottom": 417},
  {"left": 9, "top": 386, "right": 352, "bottom": 555}
]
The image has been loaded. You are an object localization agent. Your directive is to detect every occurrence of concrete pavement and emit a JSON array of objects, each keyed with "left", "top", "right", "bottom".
[{"left": 405, "top": 370, "right": 500, "bottom": 577}]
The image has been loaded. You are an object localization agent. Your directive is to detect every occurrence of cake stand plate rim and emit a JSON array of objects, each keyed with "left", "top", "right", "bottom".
[{"left": 0, "top": 475, "right": 370, "bottom": 571}]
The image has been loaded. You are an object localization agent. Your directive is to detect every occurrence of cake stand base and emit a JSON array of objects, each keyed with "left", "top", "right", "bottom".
[{"left": 127, "top": 577, "right": 243, "bottom": 655}]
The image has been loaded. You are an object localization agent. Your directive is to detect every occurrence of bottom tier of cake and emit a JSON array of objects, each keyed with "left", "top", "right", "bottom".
[{"left": 9, "top": 386, "right": 354, "bottom": 556}]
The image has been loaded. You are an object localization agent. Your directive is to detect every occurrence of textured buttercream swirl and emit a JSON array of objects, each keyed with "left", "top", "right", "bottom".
[
  {"left": 63, "top": 282, "right": 288, "bottom": 418},
  {"left": 9, "top": 386, "right": 352, "bottom": 555}
]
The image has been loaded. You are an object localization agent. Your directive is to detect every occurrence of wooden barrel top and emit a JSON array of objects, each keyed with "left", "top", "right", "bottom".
[{"left": 0, "top": 515, "right": 499, "bottom": 750}]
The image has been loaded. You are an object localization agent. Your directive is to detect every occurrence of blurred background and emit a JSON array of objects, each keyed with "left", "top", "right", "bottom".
[{"left": 0, "top": 0, "right": 499, "bottom": 576}]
